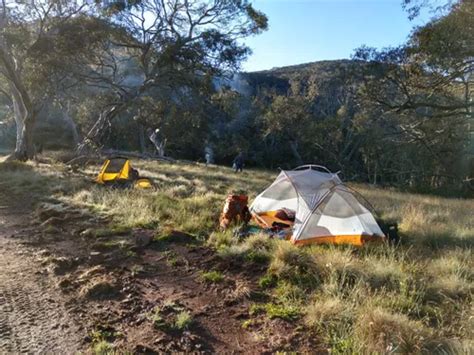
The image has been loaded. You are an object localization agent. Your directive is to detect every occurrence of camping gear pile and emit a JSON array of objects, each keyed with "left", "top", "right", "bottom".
[
  {"left": 250, "top": 165, "right": 385, "bottom": 246},
  {"left": 96, "top": 157, "right": 153, "bottom": 189},
  {"left": 219, "top": 194, "right": 252, "bottom": 229}
]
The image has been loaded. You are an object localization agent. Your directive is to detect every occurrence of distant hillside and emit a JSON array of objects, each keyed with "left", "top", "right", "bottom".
[{"left": 241, "top": 59, "right": 364, "bottom": 117}]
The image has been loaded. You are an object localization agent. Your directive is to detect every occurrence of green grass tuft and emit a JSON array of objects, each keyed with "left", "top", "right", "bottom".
[
  {"left": 200, "top": 270, "right": 224, "bottom": 283},
  {"left": 174, "top": 310, "right": 193, "bottom": 330}
]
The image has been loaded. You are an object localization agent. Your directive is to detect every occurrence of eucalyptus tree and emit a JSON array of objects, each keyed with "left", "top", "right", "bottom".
[
  {"left": 0, "top": 0, "right": 99, "bottom": 160},
  {"left": 352, "top": 0, "right": 473, "bottom": 186},
  {"left": 76, "top": 0, "right": 268, "bottom": 153},
  {"left": 262, "top": 95, "right": 315, "bottom": 166}
]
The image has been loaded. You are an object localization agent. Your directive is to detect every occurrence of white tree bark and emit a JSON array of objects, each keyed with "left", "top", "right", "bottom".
[{"left": 1, "top": 36, "right": 36, "bottom": 160}]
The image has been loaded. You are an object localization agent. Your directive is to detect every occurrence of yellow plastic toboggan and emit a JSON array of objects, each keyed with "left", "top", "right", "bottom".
[{"left": 96, "top": 157, "right": 152, "bottom": 189}]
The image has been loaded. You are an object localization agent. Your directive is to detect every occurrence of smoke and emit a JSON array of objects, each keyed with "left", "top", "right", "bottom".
[{"left": 214, "top": 73, "right": 252, "bottom": 96}]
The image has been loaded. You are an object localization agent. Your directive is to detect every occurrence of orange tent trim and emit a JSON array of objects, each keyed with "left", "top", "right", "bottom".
[{"left": 291, "top": 234, "right": 386, "bottom": 246}]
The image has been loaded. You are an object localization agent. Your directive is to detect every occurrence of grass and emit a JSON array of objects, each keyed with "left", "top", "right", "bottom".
[
  {"left": 1, "top": 154, "right": 473, "bottom": 353},
  {"left": 200, "top": 270, "right": 224, "bottom": 283},
  {"left": 249, "top": 302, "right": 300, "bottom": 321},
  {"left": 148, "top": 304, "right": 194, "bottom": 332},
  {"left": 174, "top": 310, "right": 193, "bottom": 330},
  {"left": 92, "top": 340, "right": 114, "bottom": 355},
  {"left": 89, "top": 327, "right": 119, "bottom": 355}
]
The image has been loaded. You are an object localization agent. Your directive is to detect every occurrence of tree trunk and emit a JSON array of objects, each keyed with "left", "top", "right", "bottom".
[
  {"left": 76, "top": 105, "right": 121, "bottom": 154},
  {"left": 10, "top": 84, "right": 35, "bottom": 161},
  {"left": 289, "top": 140, "right": 303, "bottom": 166},
  {"left": 149, "top": 131, "right": 166, "bottom": 157},
  {"left": 15, "top": 118, "right": 35, "bottom": 160},
  {"left": 1, "top": 43, "right": 36, "bottom": 161}
]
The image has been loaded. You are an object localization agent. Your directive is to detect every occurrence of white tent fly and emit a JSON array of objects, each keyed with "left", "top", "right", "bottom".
[{"left": 250, "top": 165, "right": 385, "bottom": 246}]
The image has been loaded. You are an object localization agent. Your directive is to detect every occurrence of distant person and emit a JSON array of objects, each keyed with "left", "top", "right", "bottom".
[
  {"left": 204, "top": 145, "right": 214, "bottom": 166},
  {"left": 233, "top": 152, "right": 244, "bottom": 173},
  {"left": 205, "top": 152, "right": 211, "bottom": 166}
]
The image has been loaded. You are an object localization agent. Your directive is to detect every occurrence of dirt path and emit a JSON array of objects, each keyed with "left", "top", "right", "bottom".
[{"left": 0, "top": 192, "right": 84, "bottom": 353}]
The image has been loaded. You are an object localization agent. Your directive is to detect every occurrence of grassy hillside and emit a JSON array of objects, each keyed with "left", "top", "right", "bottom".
[{"left": 1, "top": 156, "right": 472, "bottom": 353}]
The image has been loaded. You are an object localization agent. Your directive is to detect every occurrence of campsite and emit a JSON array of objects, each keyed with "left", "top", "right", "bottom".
[
  {"left": 0, "top": 0, "right": 473, "bottom": 354},
  {"left": 0, "top": 155, "right": 472, "bottom": 353}
]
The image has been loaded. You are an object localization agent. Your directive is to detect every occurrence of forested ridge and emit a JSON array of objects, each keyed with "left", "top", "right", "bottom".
[{"left": 0, "top": 0, "right": 472, "bottom": 194}]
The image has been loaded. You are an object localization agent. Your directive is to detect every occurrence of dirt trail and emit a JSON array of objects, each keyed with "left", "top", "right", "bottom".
[{"left": 0, "top": 192, "right": 84, "bottom": 353}]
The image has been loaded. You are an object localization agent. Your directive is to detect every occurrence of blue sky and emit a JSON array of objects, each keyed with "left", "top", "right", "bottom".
[{"left": 242, "top": 0, "right": 432, "bottom": 72}]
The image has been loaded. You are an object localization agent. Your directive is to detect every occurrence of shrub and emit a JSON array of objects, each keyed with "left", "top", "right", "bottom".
[{"left": 149, "top": 308, "right": 168, "bottom": 330}]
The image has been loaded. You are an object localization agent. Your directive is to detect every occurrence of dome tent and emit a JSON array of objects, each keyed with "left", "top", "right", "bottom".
[{"left": 250, "top": 165, "right": 385, "bottom": 246}]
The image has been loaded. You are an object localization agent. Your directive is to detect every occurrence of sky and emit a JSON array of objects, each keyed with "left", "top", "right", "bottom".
[{"left": 242, "top": 0, "right": 432, "bottom": 72}]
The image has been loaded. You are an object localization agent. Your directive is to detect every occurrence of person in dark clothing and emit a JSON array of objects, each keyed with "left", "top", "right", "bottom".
[{"left": 233, "top": 152, "right": 244, "bottom": 172}]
